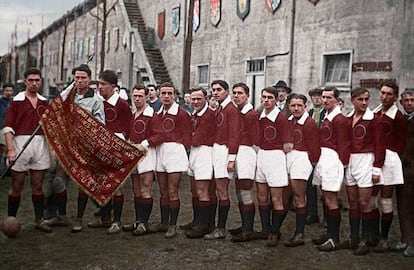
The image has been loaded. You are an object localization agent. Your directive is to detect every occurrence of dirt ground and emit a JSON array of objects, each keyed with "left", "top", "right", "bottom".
[{"left": 1, "top": 174, "right": 413, "bottom": 270}]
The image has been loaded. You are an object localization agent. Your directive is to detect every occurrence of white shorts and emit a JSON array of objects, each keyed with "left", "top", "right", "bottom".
[
  {"left": 255, "top": 149, "right": 288, "bottom": 188},
  {"left": 188, "top": 145, "right": 213, "bottom": 180},
  {"left": 344, "top": 153, "right": 378, "bottom": 188},
  {"left": 136, "top": 147, "right": 156, "bottom": 174},
  {"left": 212, "top": 143, "right": 234, "bottom": 179},
  {"left": 235, "top": 145, "right": 257, "bottom": 180},
  {"left": 382, "top": 149, "right": 404, "bottom": 186},
  {"left": 313, "top": 147, "right": 343, "bottom": 192},
  {"left": 11, "top": 135, "right": 50, "bottom": 172},
  {"left": 0, "top": 128, "right": 5, "bottom": 145},
  {"left": 156, "top": 142, "right": 188, "bottom": 173},
  {"left": 286, "top": 150, "right": 313, "bottom": 180}
]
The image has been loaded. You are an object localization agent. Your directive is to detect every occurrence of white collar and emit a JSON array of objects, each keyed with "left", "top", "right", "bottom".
[
  {"left": 106, "top": 91, "right": 120, "bottom": 106},
  {"left": 259, "top": 106, "right": 280, "bottom": 122},
  {"left": 13, "top": 91, "right": 47, "bottom": 101},
  {"left": 194, "top": 103, "right": 209, "bottom": 116},
  {"left": 143, "top": 104, "right": 154, "bottom": 117},
  {"left": 240, "top": 103, "right": 253, "bottom": 115},
  {"left": 159, "top": 101, "right": 179, "bottom": 116},
  {"left": 347, "top": 108, "right": 374, "bottom": 120},
  {"left": 220, "top": 95, "right": 232, "bottom": 109},
  {"left": 288, "top": 111, "right": 309, "bottom": 125},
  {"left": 383, "top": 104, "right": 399, "bottom": 119},
  {"left": 325, "top": 106, "right": 342, "bottom": 121}
]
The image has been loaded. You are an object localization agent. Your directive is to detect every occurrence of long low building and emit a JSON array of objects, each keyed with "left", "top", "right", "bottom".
[{"left": 1, "top": 0, "right": 413, "bottom": 109}]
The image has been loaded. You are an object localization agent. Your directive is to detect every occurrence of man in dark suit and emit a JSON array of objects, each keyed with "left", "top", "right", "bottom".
[{"left": 306, "top": 88, "right": 326, "bottom": 225}]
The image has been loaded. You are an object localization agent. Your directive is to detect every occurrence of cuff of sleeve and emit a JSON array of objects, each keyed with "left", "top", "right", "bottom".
[
  {"left": 228, "top": 154, "right": 236, "bottom": 162},
  {"left": 2, "top": 127, "right": 14, "bottom": 135},
  {"left": 140, "top": 140, "right": 150, "bottom": 150},
  {"left": 372, "top": 167, "right": 381, "bottom": 176}
]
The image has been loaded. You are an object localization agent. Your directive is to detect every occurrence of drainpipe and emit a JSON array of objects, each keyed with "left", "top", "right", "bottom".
[
  {"left": 288, "top": 0, "right": 296, "bottom": 87},
  {"left": 182, "top": 0, "right": 188, "bottom": 91}
]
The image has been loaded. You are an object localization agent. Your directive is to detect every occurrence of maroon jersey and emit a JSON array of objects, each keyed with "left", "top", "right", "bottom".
[
  {"left": 347, "top": 108, "right": 385, "bottom": 168},
  {"left": 214, "top": 96, "right": 240, "bottom": 155},
  {"left": 258, "top": 107, "right": 290, "bottom": 150},
  {"left": 375, "top": 104, "right": 407, "bottom": 154},
  {"left": 129, "top": 105, "right": 163, "bottom": 147},
  {"left": 157, "top": 102, "right": 191, "bottom": 149},
  {"left": 288, "top": 112, "right": 321, "bottom": 163},
  {"left": 104, "top": 93, "right": 133, "bottom": 139},
  {"left": 3, "top": 92, "right": 48, "bottom": 135},
  {"left": 319, "top": 106, "right": 350, "bottom": 165},
  {"left": 191, "top": 104, "right": 216, "bottom": 147},
  {"left": 239, "top": 103, "right": 260, "bottom": 147}
]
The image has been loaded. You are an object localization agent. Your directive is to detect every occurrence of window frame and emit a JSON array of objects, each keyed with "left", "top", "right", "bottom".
[{"left": 320, "top": 50, "right": 353, "bottom": 90}]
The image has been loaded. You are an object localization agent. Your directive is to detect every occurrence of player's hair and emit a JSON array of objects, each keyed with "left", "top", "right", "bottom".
[
  {"left": 211, "top": 80, "right": 229, "bottom": 91},
  {"left": 232, "top": 82, "right": 249, "bottom": 95},
  {"left": 24, "top": 67, "right": 41, "bottom": 79}
]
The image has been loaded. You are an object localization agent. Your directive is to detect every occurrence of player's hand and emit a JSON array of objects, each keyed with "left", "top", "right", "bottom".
[
  {"left": 7, "top": 149, "right": 16, "bottom": 165},
  {"left": 283, "top": 143, "right": 293, "bottom": 153},
  {"left": 135, "top": 144, "right": 146, "bottom": 152},
  {"left": 372, "top": 174, "right": 380, "bottom": 184},
  {"left": 227, "top": 161, "right": 235, "bottom": 172}
]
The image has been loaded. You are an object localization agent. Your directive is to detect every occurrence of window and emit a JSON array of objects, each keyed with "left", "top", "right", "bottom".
[
  {"left": 114, "top": 28, "right": 119, "bottom": 51},
  {"left": 90, "top": 36, "right": 95, "bottom": 54},
  {"left": 246, "top": 59, "right": 265, "bottom": 73},
  {"left": 198, "top": 65, "right": 209, "bottom": 86},
  {"left": 321, "top": 50, "right": 352, "bottom": 89},
  {"left": 106, "top": 30, "right": 110, "bottom": 52}
]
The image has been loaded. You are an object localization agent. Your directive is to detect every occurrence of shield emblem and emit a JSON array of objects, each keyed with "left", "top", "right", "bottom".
[
  {"left": 309, "top": 0, "right": 320, "bottom": 5},
  {"left": 210, "top": 0, "right": 222, "bottom": 27},
  {"left": 265, "top": 0, "right": 281, "bottom": 14},
  {"left": 237, "top": 0, "right": 250, "bottom": 21},
  {"left": 193, "top": 0, "right": 201, "bottom": 32},
  {"left": 157, "top": 11, "right": 165, "bottom": 40},
  {"left": 172, "top": 6, "right": 180, "bottom": 36}
]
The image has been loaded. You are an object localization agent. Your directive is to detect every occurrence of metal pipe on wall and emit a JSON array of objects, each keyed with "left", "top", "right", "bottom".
[{"left": 288, "top": 0, "right": 296, "bottom": 87}]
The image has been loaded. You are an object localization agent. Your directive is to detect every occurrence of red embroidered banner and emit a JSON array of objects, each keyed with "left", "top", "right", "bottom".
[{"left": 40, "top": 90, "right": 143, "bottom": 206}]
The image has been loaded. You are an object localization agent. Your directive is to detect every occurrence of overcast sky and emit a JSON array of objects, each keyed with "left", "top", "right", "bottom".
[{"left": 0, "top": 0, "right": 83, "bottom": 55}]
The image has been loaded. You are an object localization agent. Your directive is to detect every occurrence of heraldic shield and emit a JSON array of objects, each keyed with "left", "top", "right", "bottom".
[
  {"left": 265, "top": 0, "right": 281, "bottom": 14},
  {"left": 158, "top": 10, "right": 165, "bottom": 39},
  {"left": 172, "top": 6, "right": 180, "bottom": 36},
  {"left": 193, "top": 0, "right": 201, "bottom": 32},
  {"left": 210, "top": 0, "right": 221, "bottom": 26},
  {"left": 237, "top": 0, "right": 250, "bottom": 21}
]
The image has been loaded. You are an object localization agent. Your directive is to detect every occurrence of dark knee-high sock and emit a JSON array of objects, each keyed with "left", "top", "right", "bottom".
[
  {"left": 192, "top": 196, "right": 200, "bottom": 225},
  {"left": 295, "top": 206, "right": 307, "bottom": 235},
  {"left": 77, "top": 191, "right": 89, "bottom": 219},
  {"left": 113, "top": 195, "right": 124, "bottom": 222},
  {"left": 381, "top": 212, "right": 393, "bottom": 239},
  {"left": 240, "top": 203, "right": 255, "bottom": 232},
  {"left": 209, "top": 196, "right": 218, "bottom": 227},
  {"left": 169, "top": 199, "right": 180, "bottom": 226},
  {"left": 55, "top": 190, "right": 67, "bottom": 216},
  {"left": 349, "top": 208, "right": 361, "bottom": 240},
  {"left": 8, "top": 194, "right": 20, "bottom": 217},
  {"left": 259, "top": 204, "right": 271, "bottom": 233},
  {"left": 217, "top": 199, "right": 230, "bottom": 229},
  {"left": 199, "top": 200, "right": 211, "bottom": 228},
  {"left": 32, "top": 194, "right": 45, "bottom": 222},
  {"left": 141, "top": 198, "right": 153, "bottom": 222},
  {"left": 271, "top": 209, "right": 288, "bottom": 234},
  {"left": 160, "top": 198, "right": 170, "bottom": 224},
  {"left": 134, "top": 196, "right": 142, "bottom": 222},
  {"left": 326, "top": 208, "right": 341, "bottom": 242}
]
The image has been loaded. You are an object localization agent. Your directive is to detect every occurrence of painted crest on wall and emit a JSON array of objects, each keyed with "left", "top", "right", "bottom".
[
  {"left": 157, "top": 10, "right": 165, "bottom": 40},
  {"left": 237, "top": 0, "right": 250, "bottom": 21},
  {"left": 172, "top": 6, "right": 180, "bottom": 36},
  {"left": 193, "top": 0, "right": 201, "bottom": 32},
  {"left": 309, "top": 0, "right": 320, "bottom": 5},
  {"left": 210, "top": 0, "right": 221, "bottom": 27},
  {"left": 265, "top": 0, "right": 281, "bottom": 14}
]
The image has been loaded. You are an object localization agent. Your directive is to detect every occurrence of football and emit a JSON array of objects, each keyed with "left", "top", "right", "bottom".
[{"left": 0, "top": 216, "right": 21, "bottom": 238}]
